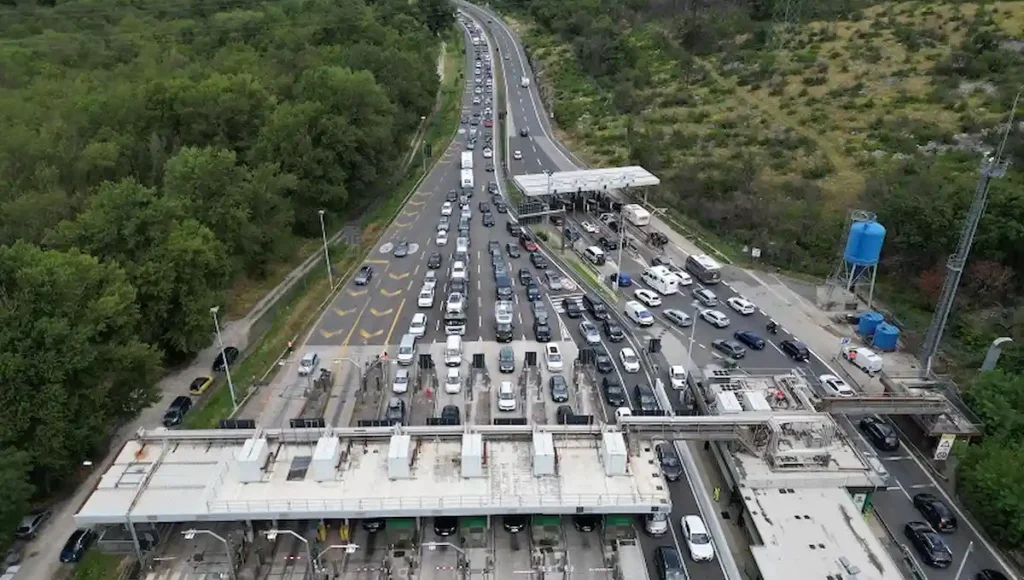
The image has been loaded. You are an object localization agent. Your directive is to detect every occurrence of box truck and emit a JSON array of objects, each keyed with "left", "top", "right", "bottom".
[
  {"left": 622, "top": 204, "right": 651, "bottom": 227},
  {"left": 461, "top": 151, "right": 473, "bottom": 170}
]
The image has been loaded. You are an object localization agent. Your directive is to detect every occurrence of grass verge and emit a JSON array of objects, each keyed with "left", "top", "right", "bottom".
[
  {"left": 565, "top": 254, "right": 617, "bottom": 303},
  {"left": 73, "top": 551, "right": 125, "bottom": 580}
]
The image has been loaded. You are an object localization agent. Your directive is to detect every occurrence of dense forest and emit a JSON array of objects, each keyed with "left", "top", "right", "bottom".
[
  {"left": 495, "top": 0, "right": 1024, "bottom": 551},
  {"left": 0, "top": 0, "right": 453, "bottom": 545}
]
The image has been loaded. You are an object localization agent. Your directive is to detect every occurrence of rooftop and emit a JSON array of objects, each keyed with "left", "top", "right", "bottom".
[
  {"left": 513, "top": 166, "right": 660, "bottom": 197},
  {"left": 75, "top": 433, "right": 670, "bottom": 525},
  {"left": 745, "top": 487, "right": 902, "bottom": 580}
]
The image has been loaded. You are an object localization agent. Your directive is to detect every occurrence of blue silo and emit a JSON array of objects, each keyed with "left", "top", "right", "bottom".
[
  {"left": 857, "top": 311, "right": 884, "bottom": 337},
  {"left": 872, "top": 322, "right": 900, "bottom": 351},
  {"left": 843, "top": 220, "right": 887, "bottom": 266}
]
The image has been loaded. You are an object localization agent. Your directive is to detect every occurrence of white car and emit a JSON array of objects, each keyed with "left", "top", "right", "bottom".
[
  {"left": 461, "top": 207, "right": 472, "bottom": 220},
  {"left": 580, "top": 221, "right": 599, "bottom": 234},
  {"left": 441, "top": 201, "right": 453, "bottom": 216},
  {"left": 436, "top": 230, "right": 449, "bottom": 246},
  {"left": 483, "top": 147, "right": 493, "bottom": 159},
  {"left": 447, "top": 292, "right": 465, "bottom": 312},
  {"left": 409, "top": 313, "right": 427, "bottom": 337},
  {"left": 417, "top": 287, "right": 434, "bottom": 308},
  {"left": 700, "top": 309, "right": 730, "bottom": 328},
  {"left": 451, "top": 262, "right": 467, "bottom": 281},
  {"left": 393, "top": 368, "right": 410, "bottom": 394},
  {"left": 445, "top": 367, "right": 462, "bottom": 394},
  {"left": 819, "top": 374, "right": 855, "bottom": 397},
  {"left": 545, "top": 344, "right": 563, "bottom": 372},
  {"left": 634, "top": 288, "right": 662, "bottom": 308},
  {"left": 681, "top": 515, "right": 715, "bottom": 562},
  {"left": 620, "top": 347, "right": 640, "bottom": 373},
  {"left": 423, "top": 270, "right": 437, "bottom": 289},
  {"left": 669, "top": 365, "right": 687, "bottom": 389},
  {"left": 672, "top": 270, "right": 693, "bottom": 285},
  {"left": 513, "top": 150, "right": 522, "bottom": 160},
  {"left": 727, "top": 296, "right": 756, "bottom": 316}
]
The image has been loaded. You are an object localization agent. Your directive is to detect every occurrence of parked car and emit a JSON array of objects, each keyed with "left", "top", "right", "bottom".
[
  {"left": 212, "top": 346, "right": 240, "bottom": 371},
  {"left": 15, "top": 510, "right": 52, "bottom": 540},
  {"left": 59, "top": 529, "right": 97, "bottom": 563},
  {"left": 162, "top": 395, "right": 193, "bottom": 427}
]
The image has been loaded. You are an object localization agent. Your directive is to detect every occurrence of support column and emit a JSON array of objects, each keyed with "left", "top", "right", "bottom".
[{"left": 126, "top": 519, "right": 145, "bottom": 566}]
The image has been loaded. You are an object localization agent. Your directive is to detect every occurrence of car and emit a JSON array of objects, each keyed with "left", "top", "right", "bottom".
[
  {"left": 727, "top": 296, "right": 756, "bottom": 315},
  {"left": 656, "top": 443, "right": 684, "bottom": 481},
  {"left": 563, "top": 298, "right": 583, "bottom": 318},
  {"left": 904, "top": 522, "right": 953, "bottom": 568},
  {"left": 780, "top": 339, "right": 810, "bottom": 362},
  {"left": 483, "top": 212, "right": 495, "bottom": 227},
  {"left": 712, "top": 339, "right": 746, "bottom": 359},
  {"left": 545, "top": 270, "right": 563, "bottom": 290},
  {"left": 520, "top": 235, "right": 538, "bottom": 252},
  {"left": 681, "top": 516, "right": 716, "bottom": 562},
  {"left": 733, "top": 330, "right": 765, "bottom": 350},
  {"left": 579, "top": 320, "right": 601, "bottom": 345},
  {"left": 545, "top": 344, "right": 564, "bottom": 372},
  {"left": 451, "top": 261, "right": 467, "bottom": 281},
  {"left": 384, "top": 397, "right": 406, "bottom": 425},
  {"left": 595, "top": 349, "right": 615, "bottom": 374},
  {"left": 447, "top": 292, "right": 465, "bottom": 312},
  {"left": 460, "top": 115, "right": 468, "bottom": 124},
  {"left": 505, "top": 243, "right": 520, "bottom": 258},
  {"left": 513, "top": 150, "right": 522, "bottom": 160},
  {"left": 441, "top": 201, "right": 453, "bottom": 216},
  {"left": 519, "top": 127, "right": 529, "bottom": 137},
  {"left": 188, "top": 376, "right": 213, "bottom": 395},
  {"left": 423, "top": 270, "right": 438, "bottom": 289},
  {"left": 393, "top": 240, "right": 410, "bottom": 257},
  {"left": 550, "top": 375, "right": 569, "bottom": 402},
  {"left": 445, "top": 367, "right": 462, "bottom": 394},
  {"left": 573, "top": 514, "right": 601, "bottom": 532},
  {"left": 437, "top": 217, "right": 450, "bottom": 231},
  {"left": 435, "top": 230, "right": 449, "bottom": 246},
  {"left": 602, "top": 376, "right": 627, "bottom": 406},
  {"left": 449, "top": 278, "right": 466, "bottom": 295},
  {"left": 531, "top": 299, "right": 549, "bottom": 322},
  {"left": 15, "top": 510, "right": 51, "bottom": 540},
  {"left": 354, "top": 265, "right": 374, "bottom": 286},
  {"left": 478, "top": 201, "right": 490, "bottom": 212},
  {"left": 700, "top": 309, "right": 730, "bottom": 328},
  {"left": 598, "top": 236, "right": 619, "bottom": 251},
  {"left": 609, "top": 272, "right": 632, "bottom": 287},
  {"left": 498, "top": 347, "right": 515, "bottom": 373},
  {"left": 634, "top": 385, "right": 659, "bottom": 412},
  {"left": 534, "top": 321, "right": 552, "bottom": 342},
  {"left": 484, "top": 119, "right": 493, "bottom": 128},
  {"left": 487, "top": 240, "right": 501, "bottom": 254},
  {"left": 663, "top": 309, "right": 692, "bottom": 327},
  {"left": 59, "top": 529, "right": 97, "bottom": 563},
  {"left": 858, "top": 416, "right": 900, "bottom": 451},
  {"left": 503, "top": 515, "right": 528, "bottom": 533},
  {"left": 483, "top": 147, "right": 493, "bottom": 158},
  {"left": 393, "top": 368, "right": 410, "bottom": 393},
  {"left": 580, "top": 221, "right": 599, "bottom": 233},
  {"left": 466, "top": 138, "right": 476, "bottom": 148},
  {"left": 645, "top": 512, "right": 670, "bottom": 537},
  {"left": 298, "top": 352, "right": 320, "bottom": 376},
  {"left": 518, "top": 268, "right": 533, "bottom": 285},
  {"left": 446, "top": 189, "right": 458, "bottom": 202},
  {"left": 620, "top": 347, "right": 641, "bottom": 373},
  {"left": 486, "top": 161, "right": 494, "bottom": 172},
  {"left": 818, "top": 374, "right": 854, "bottom": 397},
  {"left": 472, "top": 96, "right": 481, "bottom": 105},
  {"left": 556, "top": 405, "right": 574, "bottom": 424},
  {"left": 434, "top": 516, "right": 458, "bottom": 537},
  {"left": 526, "top": 282, "right": 541, "bottom": 301},
  {"left": 669, "top": 365, "right": 687, "bottom": 389},
  {"left": 440, "top": 404, "right": 461, "bottom": 424},
  {"left": 602, "top": 320, "right": 625, "bottom": 342},
  {"left": 495, "top": 201, "right": 508, "bottom": 213},
  {"left": 634, "top": 288, "right": 662, "bottom": 307},
  {"left": 912, "top": 493, "right": 958, "bottom": 533},
  {"left": 460, "top": 206, "right": 472, "bottom": 220},
  {"left": 693, "top": 287, "right": 718, "bottom": 307},
  {"left": 530, "top": 252, "right": 548, "bottom": 269},
  {"left": 409, "top": 313, "right": 428, "bottom": 337},
  {"left": 427, "top": 252, "right": 442, "bottom": 269},
  {"left": 162, "top": 395, "right": 193, "bottom": 427}
]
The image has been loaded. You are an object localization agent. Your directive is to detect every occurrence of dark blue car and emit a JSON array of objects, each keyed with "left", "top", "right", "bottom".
[
  {"left": 60, "top": 529, "right": 96, "bottom": 563},
  {"left": 733, "top": 330, "right": 766, "bottom": 350}
]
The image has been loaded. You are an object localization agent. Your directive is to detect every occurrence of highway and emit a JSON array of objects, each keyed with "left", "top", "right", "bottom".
[{"left": 464, "top": 4, "right": 1019, "bottom": 580}]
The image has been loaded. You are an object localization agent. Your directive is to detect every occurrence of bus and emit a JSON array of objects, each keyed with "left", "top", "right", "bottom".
[
  {"left": 444, "top": 312, "right": 467, "bottom": 335},
  {"left": 685, "top": 254, "right": 722, "bottom": 284}
]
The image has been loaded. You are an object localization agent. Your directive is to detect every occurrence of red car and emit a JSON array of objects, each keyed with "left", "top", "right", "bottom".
[
  {"left": 520, "top": 235, "right": 538, "bottom": 252},
  {"left": 484, "top": 119, "right": 493, "bottom": 128}
]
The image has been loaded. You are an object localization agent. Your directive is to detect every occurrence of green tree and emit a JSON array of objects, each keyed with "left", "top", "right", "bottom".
[
  {"left": 0, "top": 450, "right": 34, "bottom": 547},
  {"left": 964, "top": 370, "right": 1024, "bottom": 443},
  {"left": 417, "top": 0, "right": 455, "bottom": 36},
  {"left": 957, "top": 441, "right": 1024, "bottom": 549}
]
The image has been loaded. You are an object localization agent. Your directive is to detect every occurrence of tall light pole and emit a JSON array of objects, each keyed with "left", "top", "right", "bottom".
[
  {"left": 688, "top": 300, "right": 701, "bottom": 363},
  {"left": 613, "top": 202, "right": 627, "bottom": 289},
  {"left": 265, "top": 529, "right": 314, "bottom": 578},
  {"left": 953, "top": 541, "right": 974, "bottom": 580},
  {"left": 318, "top": 209, "right": 334, "bottom": 290},
  {"left": 420, "top": 115, "right": 428, "bottom": 172},
  {"left": 183, "top": 529, "right": 237, "bottom": 580},
  {"left": 210, "top": 306, "right": 237, "bottom": 410}
]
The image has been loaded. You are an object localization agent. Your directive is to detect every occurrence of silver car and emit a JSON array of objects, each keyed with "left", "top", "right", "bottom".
[
  {"left": 545, "top": 270, "right": 563, "bottom": 291},
  {"left": 298, "top": 352, "right": 319, "bottom": 376},
  {"left": 579, "top": 320, "right": 601, "bottom": 345},
  {"left": 664, "top": 309, "right": 693, "bottom": 327}
]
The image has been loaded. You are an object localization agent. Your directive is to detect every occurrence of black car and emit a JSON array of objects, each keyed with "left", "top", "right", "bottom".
[
  {"left": 434, "top": 516, "right": 458, "bottom": 537},
  {"left": 556, "top": 405, "right": 574, "bottom": 424},
  {"left": 602, "top": 376, "right": 627, "bottom": 406},
  {"left": 488, "top": 240, "right": 501, "bottom": 254},
  {"left": 563, "top": 298, "right": 583, "bottom": 318},
  {"left": 655, "top": 442, "right": 684, "bottom": 481},
  {"left": 780, "top": 339, "right": 810, "bottom": 361},
  {"left": 59, "top": 529, "right": 96, "bottom": 563},
  {"left": 526, "top": 282, "right": 541, "bottom": 301},
  {"left": 362, "top": 518, "right": 386, "bottom": 533},
  {"left": 507, "top": 222, "right": 522, "bottom": 237},
  {"left": 550, "top": 375, "right": 569, "bottom": 402},
  {"left": 213, "top": 346, "right": 239, "bottom": 371},
  {"left": 519, "top": 127, "right": 529, "bottom": 137},
  {"left": 595, "top": 349, "right": 614, "bottom": 374},
  {"left": 712, "top": 339, "right": 746, "bottom": 359},
  {"left": 549, "top": 214, "right": 564, "bottom": 227},
  {"left": 572, "top": 514, "right": 601, "bottom": 532},
  {"left": 487, "top": 181, "right": 498, "bottom": 194},
  {"left": 904, "top": 522, "right": 953, "bottom": 568},
  {"left": 634, "top": 385, "right": 659, "bottom": 413},
  {"left": 446, "top": 190, "right": 458, "bottom": 202},
  {"left": 483, "top": 212, "right": 495, "bottom": 227},
  {"left": 427, "top": 252, "right": 442, "bottom": 269},
  {"left": 534, "top": 321, "right": 552, "bottom": 342},
  {"left": 913, "top": 493, "right": 957, "bottom": 533},
  {"left": 530, "top": 252, "right": 548, "bottom": 269},
  {"left": 498, "top": 347, "right": 515, "bottom": 373},
  {"left": 733, "top": 330, "right": 765, "bottom": 350},
  {"left": 503, "top": 515, "right": 528, "bottom": 533},
  {"left": 440, "top": 404, "right": 461, "bottom": 425},
  {"left": 450, "top": 278, "right": 467, "bottom": 296},
  {"left": 485, "top": 161, "right": 494, "bottom": 172},
  {"left": 598, "top": 236, "right": 619, "bottom": 251},
  {"left": 495, "top": 201, "right": 508, "bottom": 213},
  {"left": 384, "top": 397, "right": 406, "bottom": 425},
  {"left": 393, "top": 240, "right": 410, "bottom": 257},
  {"left": 518, "top": 268, "right": 533, "bottom": 285},
  {"left": 582, "top": 294, "right": 608, "bottom": 320},
  {"left": 859, "top": 416, "right": 900, "bottom": 451},
  {"left": 162, "top": 395, "right": 193, "bottom": 427},
  {"left": 479, "top": 201, "right": 491, "bottom": 212},
  {"left": 602, "top": 320, "right": 625, "bottom": 342},
  {"left": 354, "top": 265, "right": 374, "bottom": 285},
  {"left": 506, "top": 243, "right": 520, "bottom": 258}
]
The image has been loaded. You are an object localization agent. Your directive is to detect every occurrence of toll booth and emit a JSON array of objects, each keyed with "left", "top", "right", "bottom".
[
  {"left": 531, "top": 515, "right": 566, "bottom": 579},
  {"left": 386, "top": 518, "right": 418, "bottom": 578},
  {"left": 460, "top": 516, "right": 489, "bottom": 549}
]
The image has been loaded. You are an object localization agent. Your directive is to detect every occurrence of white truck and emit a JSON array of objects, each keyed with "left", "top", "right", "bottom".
[
  {"left": 622, "top": 204, "right": 651, "bottom": 227},
  {"left": 461, "top": 151, "right": 474, "bottom": 170},
  {"left": 461, "top": 168, "right": 474, "bottom": 190}
]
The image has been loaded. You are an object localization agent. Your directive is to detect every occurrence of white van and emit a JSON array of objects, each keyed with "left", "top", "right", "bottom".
[
  {"left": 397, "top": 334, "right": 417, "bottom": 366},
  {"left": 624, "top": 300, "right": 654, "bottom": 326},
  {"left": 841, "top": 344, "right": 883, "bottom": 373},
  {"left": 641, "top": 265, "right": 679, "bottom": 295},
  {"left": 445, "top": 335, "right": 463, "bottom": 367},
  {"left": 498, "top": 381, "right": 517, "bottom": 411},
  {"left": 456, "top": 237, "right": 470, "bottom": 254},
  {"left": 583, "top": 246, "right": 605, "bottom": 265}
]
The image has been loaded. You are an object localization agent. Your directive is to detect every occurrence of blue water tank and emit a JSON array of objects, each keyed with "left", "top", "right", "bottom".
[
  {"left": 872, "top": 322, "right": 900, "bottom": 351},
  {"left": 857, "top": 311, "right": 884, "bottom": 337},
  {"left": 843, "top": 220, "right": 887, "bottom": 266}
]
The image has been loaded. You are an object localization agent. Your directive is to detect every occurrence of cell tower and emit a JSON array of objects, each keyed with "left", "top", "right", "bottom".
[
  {"left": 918, "top": 94, "right": 1017, "bottom": 377},
  {"left": 823, "top": 210, "right": 886, "bottom": 311}
]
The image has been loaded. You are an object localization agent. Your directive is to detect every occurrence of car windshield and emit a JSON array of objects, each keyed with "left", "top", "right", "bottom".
[
  {"left": 549, "top": 353, "right": 561, "bottom": 362},
  {"left": 623, "top": 353, "right": 637, "bottom": 364},
  {"left": 690, "top": 532, "right": 710, "bottom": 544}
]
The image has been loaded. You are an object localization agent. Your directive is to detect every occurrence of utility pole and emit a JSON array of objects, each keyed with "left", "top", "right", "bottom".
[{"left": 919, "top": 93, "right": 1017, "bottom": 378}]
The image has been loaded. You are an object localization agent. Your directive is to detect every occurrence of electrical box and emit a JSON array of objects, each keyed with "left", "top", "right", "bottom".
[
  {"left": 742, "top": 391, "right": 772, "bottom": 412},
  {"left": 237, "top": 436, "right": 269, "bottom": 483},
  {"left": 532, "top": 432, "right": 555, "bottom": 476},
  {"left": 387, "top": 435, "right": 412, "bottom": 479},
  {"left": 461, "top": 433, "right": 484, "bottom": 478},
  {"left": 716, "top": 392, "right": 742, "bottom": 415},
  {"left": 600, "top": 432, "right": 627, "bottom": 476},
  {"left": 311, "top": 436, "right": 341, "bottom": 482}
]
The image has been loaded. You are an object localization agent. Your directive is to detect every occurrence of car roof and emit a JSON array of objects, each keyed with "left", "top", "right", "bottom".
[{"left": 683, "top": 515, "right": 708, "bottom": 532}]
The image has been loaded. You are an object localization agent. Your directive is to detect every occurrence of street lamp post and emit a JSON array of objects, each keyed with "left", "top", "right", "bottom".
[
  {"left": 318, "top": 209, "right": 334, "bottom": 290},
  {"left": 953, "top": 541, "right": 974, "bottom": 580},
  {"left": 422, "top": 541, "right": 467, "bottom": 569},
  {"left": 420, "top": 115, "right": 428, "bottom": 172},
  {"left": 210, "top": 306, "right": 238, "bottom": 410},
  {"left": 687, "top": 300, "right": 701, "bottom": 363},
  {"left": 182, "top": 529, "right": 237, "bottom": 580},
  {"left": 317, "top": 543, "right": 361, "bottom": 563},
  {"left": 264, "top": 529, "right": 314, "bottom": 579},
  {"left": 613, "top": 202, "right": 627, "bottom": 290}
]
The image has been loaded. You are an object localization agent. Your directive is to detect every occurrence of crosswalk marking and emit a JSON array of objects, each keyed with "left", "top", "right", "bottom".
[{"left": 550, "top": 293, "right": 585, "bottom": 314}]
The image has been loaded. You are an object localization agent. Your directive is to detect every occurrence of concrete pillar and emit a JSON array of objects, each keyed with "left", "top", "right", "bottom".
[{"left": 126, "top": 519, "right": 145, "bottom": 566}]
